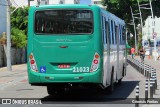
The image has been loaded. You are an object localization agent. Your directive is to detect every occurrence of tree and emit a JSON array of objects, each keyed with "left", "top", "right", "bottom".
[
  {"left": 11, "top": 28, "right": 27, "bottom": 48},
  {"left": 101, "top": 0, "right": 160, "bottom": 47},
  {"left": 11, "top": 6, "right": 29, "bottom": 48}
]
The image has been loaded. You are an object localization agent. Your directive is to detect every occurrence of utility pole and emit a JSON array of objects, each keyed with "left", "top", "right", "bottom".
[
  {"left": 137, "top": 0, "right": 143, "bottom": 42},
  {"left": 6, "top": 0, "right": 12, "bottom": 71},
  {"left": 28, "top": 0, "right": 30, "bottom": 7},
  {"left": 139, "top": 0, "right": 156, "bottom": 61},
  {"left": 130, "top": 6, "right": 138, "bottom": 53}
]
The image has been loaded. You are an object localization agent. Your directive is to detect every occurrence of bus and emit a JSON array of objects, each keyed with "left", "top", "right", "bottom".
[
  {"left": 142, "top": 40, "right": 149, "bottom": 48},
  {"left": 27, "top": 4, "right": 126, "bottom": 95},
  {"left": 142, "top": 39, "right": 160, "bottom": 55}
]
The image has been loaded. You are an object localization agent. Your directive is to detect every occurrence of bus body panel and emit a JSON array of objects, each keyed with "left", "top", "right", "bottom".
[
  {"left": 100, "top": 8, "right": 126, "bottom": 87},
  {"left": 28, "top": 66, "right": 102, "bottom": 83},
  {"left": 28, "top": 5, "right": 103, "bottom": 84},
  {"left": 27, "top": 5, "right": 126, "bottom": 89}
]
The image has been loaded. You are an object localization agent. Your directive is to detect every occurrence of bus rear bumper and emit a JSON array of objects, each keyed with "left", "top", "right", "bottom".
[{"left": 28, "top": 69, "right": 102, "bottom": 85}]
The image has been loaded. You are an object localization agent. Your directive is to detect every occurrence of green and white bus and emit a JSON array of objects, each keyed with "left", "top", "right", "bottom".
[{"left": 27, "top": 4, "right": 126, "bottom": 94}]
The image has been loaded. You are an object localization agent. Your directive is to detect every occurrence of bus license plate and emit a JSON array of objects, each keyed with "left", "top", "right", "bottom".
[{"left": 58, "top": 64, "right": 70, "bottom": 68}]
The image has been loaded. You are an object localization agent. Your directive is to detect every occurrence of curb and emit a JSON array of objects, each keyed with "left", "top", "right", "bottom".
[{"left": 0, "top": 64, "right": 26, "bottom": 72}]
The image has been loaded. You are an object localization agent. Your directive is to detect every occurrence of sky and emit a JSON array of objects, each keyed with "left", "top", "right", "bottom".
[
  {"left": 80, "top": 0, "right": 91, "bottom": 4},
  {"left": 12, "top": 0, "right": 92, "bottom": 7}
]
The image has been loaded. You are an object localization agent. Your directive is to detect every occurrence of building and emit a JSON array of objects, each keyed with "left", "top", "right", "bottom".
[
  {"left": 0, "top": 0, "right": 6, "bottom": 35},
  {"left": 37, "top": 0, "right": 80, "bottom": 5},
  {"left": 13, "top": 0, "right": 105, "bottom": 8},
  {"left": 12, "top": 0, "right": 80, "bottom": 6},
  {"left": 91, "top": 0, "right": 105, "bottom": 9},
  {"left": 142, "top": 16, "right": 160, "bottom": 41}
]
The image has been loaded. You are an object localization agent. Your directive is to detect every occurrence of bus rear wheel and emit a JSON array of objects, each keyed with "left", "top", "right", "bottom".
[
  {"left": 108, "top": 70, "right": 114, "bottom": 94},
  {"left": 117, "top": 78, "right": 122, "bottom": 85},
  {"left": 47, "top": 85, "right": 64, "bottom": 95}
]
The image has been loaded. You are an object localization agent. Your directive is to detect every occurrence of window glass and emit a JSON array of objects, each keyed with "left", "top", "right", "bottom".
[
  {"left": 115, "top": 23, "right": 117, "bottom": 44},
  {"left": 119, "top": 25, "right": 122, "bottom": 45},
  {"left": 35, "top": 10, "right": 93, "bottom": 34},
  {"left": 111, "top": 20, "right": 114, "bottom": 44},
  {"left": 122, "top": 26, "right": 125, "bottom": 44},
  {"left": 109, "top": 20, "right": 112, "bottom": 44},
  {"left": 103, "top": 17, "right": 106, "bottom": 44},
  {"left": 105, "top": 20, "right": 108, "bottom": 44}
]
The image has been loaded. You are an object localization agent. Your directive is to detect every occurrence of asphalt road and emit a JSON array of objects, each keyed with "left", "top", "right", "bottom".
[{"left": 0, "top": 64, "right": 148, "bottom": 107}]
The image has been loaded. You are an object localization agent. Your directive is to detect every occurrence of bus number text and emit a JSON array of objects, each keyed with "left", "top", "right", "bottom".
[{"left": 73, "top": 67, "right": 89, "bottom": 72}]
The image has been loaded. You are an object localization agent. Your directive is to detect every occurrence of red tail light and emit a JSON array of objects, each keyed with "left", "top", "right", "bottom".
[
  {"left": 29, "top": 53, "right": 38, "bottom": 72},
  {"left": 30, "top": 60, "right": 35, "bottom": 64},
  {"left": 90, "top": 53, "right": 100, "bottom": 72},
  {"left": 94, "top": 60, "right": 98, "bottom": 64}
]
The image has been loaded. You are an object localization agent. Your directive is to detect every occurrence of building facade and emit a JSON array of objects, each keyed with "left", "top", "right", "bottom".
[
  {"left": 34, "top": 0, "right": 80, "bottom": 5},
  {"left": 91, "top": 0, "right": 105, "bottom": 8},
  {"left": 142, "top": 16, "right": 160, "bottom": 40},
  {"left": 0, "top": 0, "right": 6, "bottom": 35}
]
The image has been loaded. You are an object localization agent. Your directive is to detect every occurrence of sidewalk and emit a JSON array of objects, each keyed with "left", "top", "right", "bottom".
[
  {"left": 0, "top": 64, "right": 27, "bottom": 90},
  {"left": 134, "top": 56, "right": 160, "bottom": 98},
  {"left": 129, "top": 56, "right": 160, "bottom": 107}
]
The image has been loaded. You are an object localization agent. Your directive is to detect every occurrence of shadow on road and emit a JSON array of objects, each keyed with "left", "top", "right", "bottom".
[{"left": 40, "top": 81, "right": 139, "bottom": 103}]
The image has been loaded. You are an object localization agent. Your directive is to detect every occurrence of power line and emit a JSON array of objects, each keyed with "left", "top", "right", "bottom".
[{"left": 11, "top": 0, "right": 18, "bottom": 7}]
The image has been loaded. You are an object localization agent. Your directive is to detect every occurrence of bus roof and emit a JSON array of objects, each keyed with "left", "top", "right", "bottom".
[
  {"left": 30, "top": 4, "right": 98, "bottom": 9},
  {"left": 30, "top": 4, "right": 125, "bottom": 25},
  {"left": 100, "top": 8, "right": 125, "bottom": 25}
]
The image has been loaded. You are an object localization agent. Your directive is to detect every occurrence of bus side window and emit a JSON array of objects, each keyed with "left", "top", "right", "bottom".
[
  {"left": 114, "top": 22, "right": 117, "bottom": 45},
  {"left": 105, "top": 20, "right": 109, "bottom": 45},
  {"left": 122, "top": 26, "right": 125, "bottom": 45},
  {"left": 109, "top": 20, "right": 112, "bottom": 44},
  {"left": 111, "top": 20, "right": 114, "bottom": 44},
  {"left": 103, "top": 17, "right": 107, "bottom": 44},
  {"left": 107, "top": 20, "right": 110, "bottom": 45},
  {"left": 120, "top": 25, "right": 122, "bottom": 45}
]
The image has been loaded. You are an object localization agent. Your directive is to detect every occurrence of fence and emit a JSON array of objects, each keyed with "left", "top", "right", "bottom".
[{"left": 0, "top": 45, "right": 27, "bottom": 67}]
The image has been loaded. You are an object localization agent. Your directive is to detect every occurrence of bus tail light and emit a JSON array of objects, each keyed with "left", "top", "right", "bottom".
[
  {"left": 29, "top": 53, "right": 38, "bottom": 72},
  {"left": 90, "top": 53, "right": 100, "bottom": 72}
]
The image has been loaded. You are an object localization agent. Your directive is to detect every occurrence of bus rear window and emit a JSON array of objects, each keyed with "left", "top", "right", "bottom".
[{"left": 35, "top": 9, "right": 93, "bottom": 34}]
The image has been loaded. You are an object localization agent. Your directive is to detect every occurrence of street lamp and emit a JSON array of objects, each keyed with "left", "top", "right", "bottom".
[
  {"left": 137, "top": 0, "right": 143, "bottom": 37},
  {"left": 6, "top": 0, "right": 12, "bottom": 71},
  {"left": 139, "top": 0, "right": 156, "bottom": 61},
  {"left": 130, "top": 6, "right": 138, "bottom": 53}
]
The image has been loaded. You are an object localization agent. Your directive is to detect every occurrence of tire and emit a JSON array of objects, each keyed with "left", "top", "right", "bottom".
[
  {"left": 47, "top": 85, "right": 56, "bottom": 95},
  {"left": 117, "top": 78, "right": 122, "bottom": 85},
  {"left": 108, "top": 70, "right": 114, "bottom": 94},
  {"left": 122, "top": 64, "right": 126, "bottom": 76},
  {"left": 47, "top": 85, "right": 64, "bottom": 95}
]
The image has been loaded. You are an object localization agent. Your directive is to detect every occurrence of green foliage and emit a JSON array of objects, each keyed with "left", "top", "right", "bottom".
[
  {"left": 138, "top": 43, "right": 142, "bottom": 50},
  {"left": 11, "top": 6, "right": 29, "bottom": 48},
  {"left": 138, "top": 33, "right": 142, "bottom": 50},
  {"left": 101, "top": 0, "right": 160, "bottom": 47},
  {"left": 11, "top": 28, "right": 27, "bottom": 48},
  {"left": 128, "top": 38, "right": 134, "bottom": 48}
]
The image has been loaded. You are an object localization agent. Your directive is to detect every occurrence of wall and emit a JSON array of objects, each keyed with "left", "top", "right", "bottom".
[
  {"left": 142, "top": 16, "right": 160, "bottom": 40},
  {"left": 0, "top": 45, "right": 27, "bottom": 67}
]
